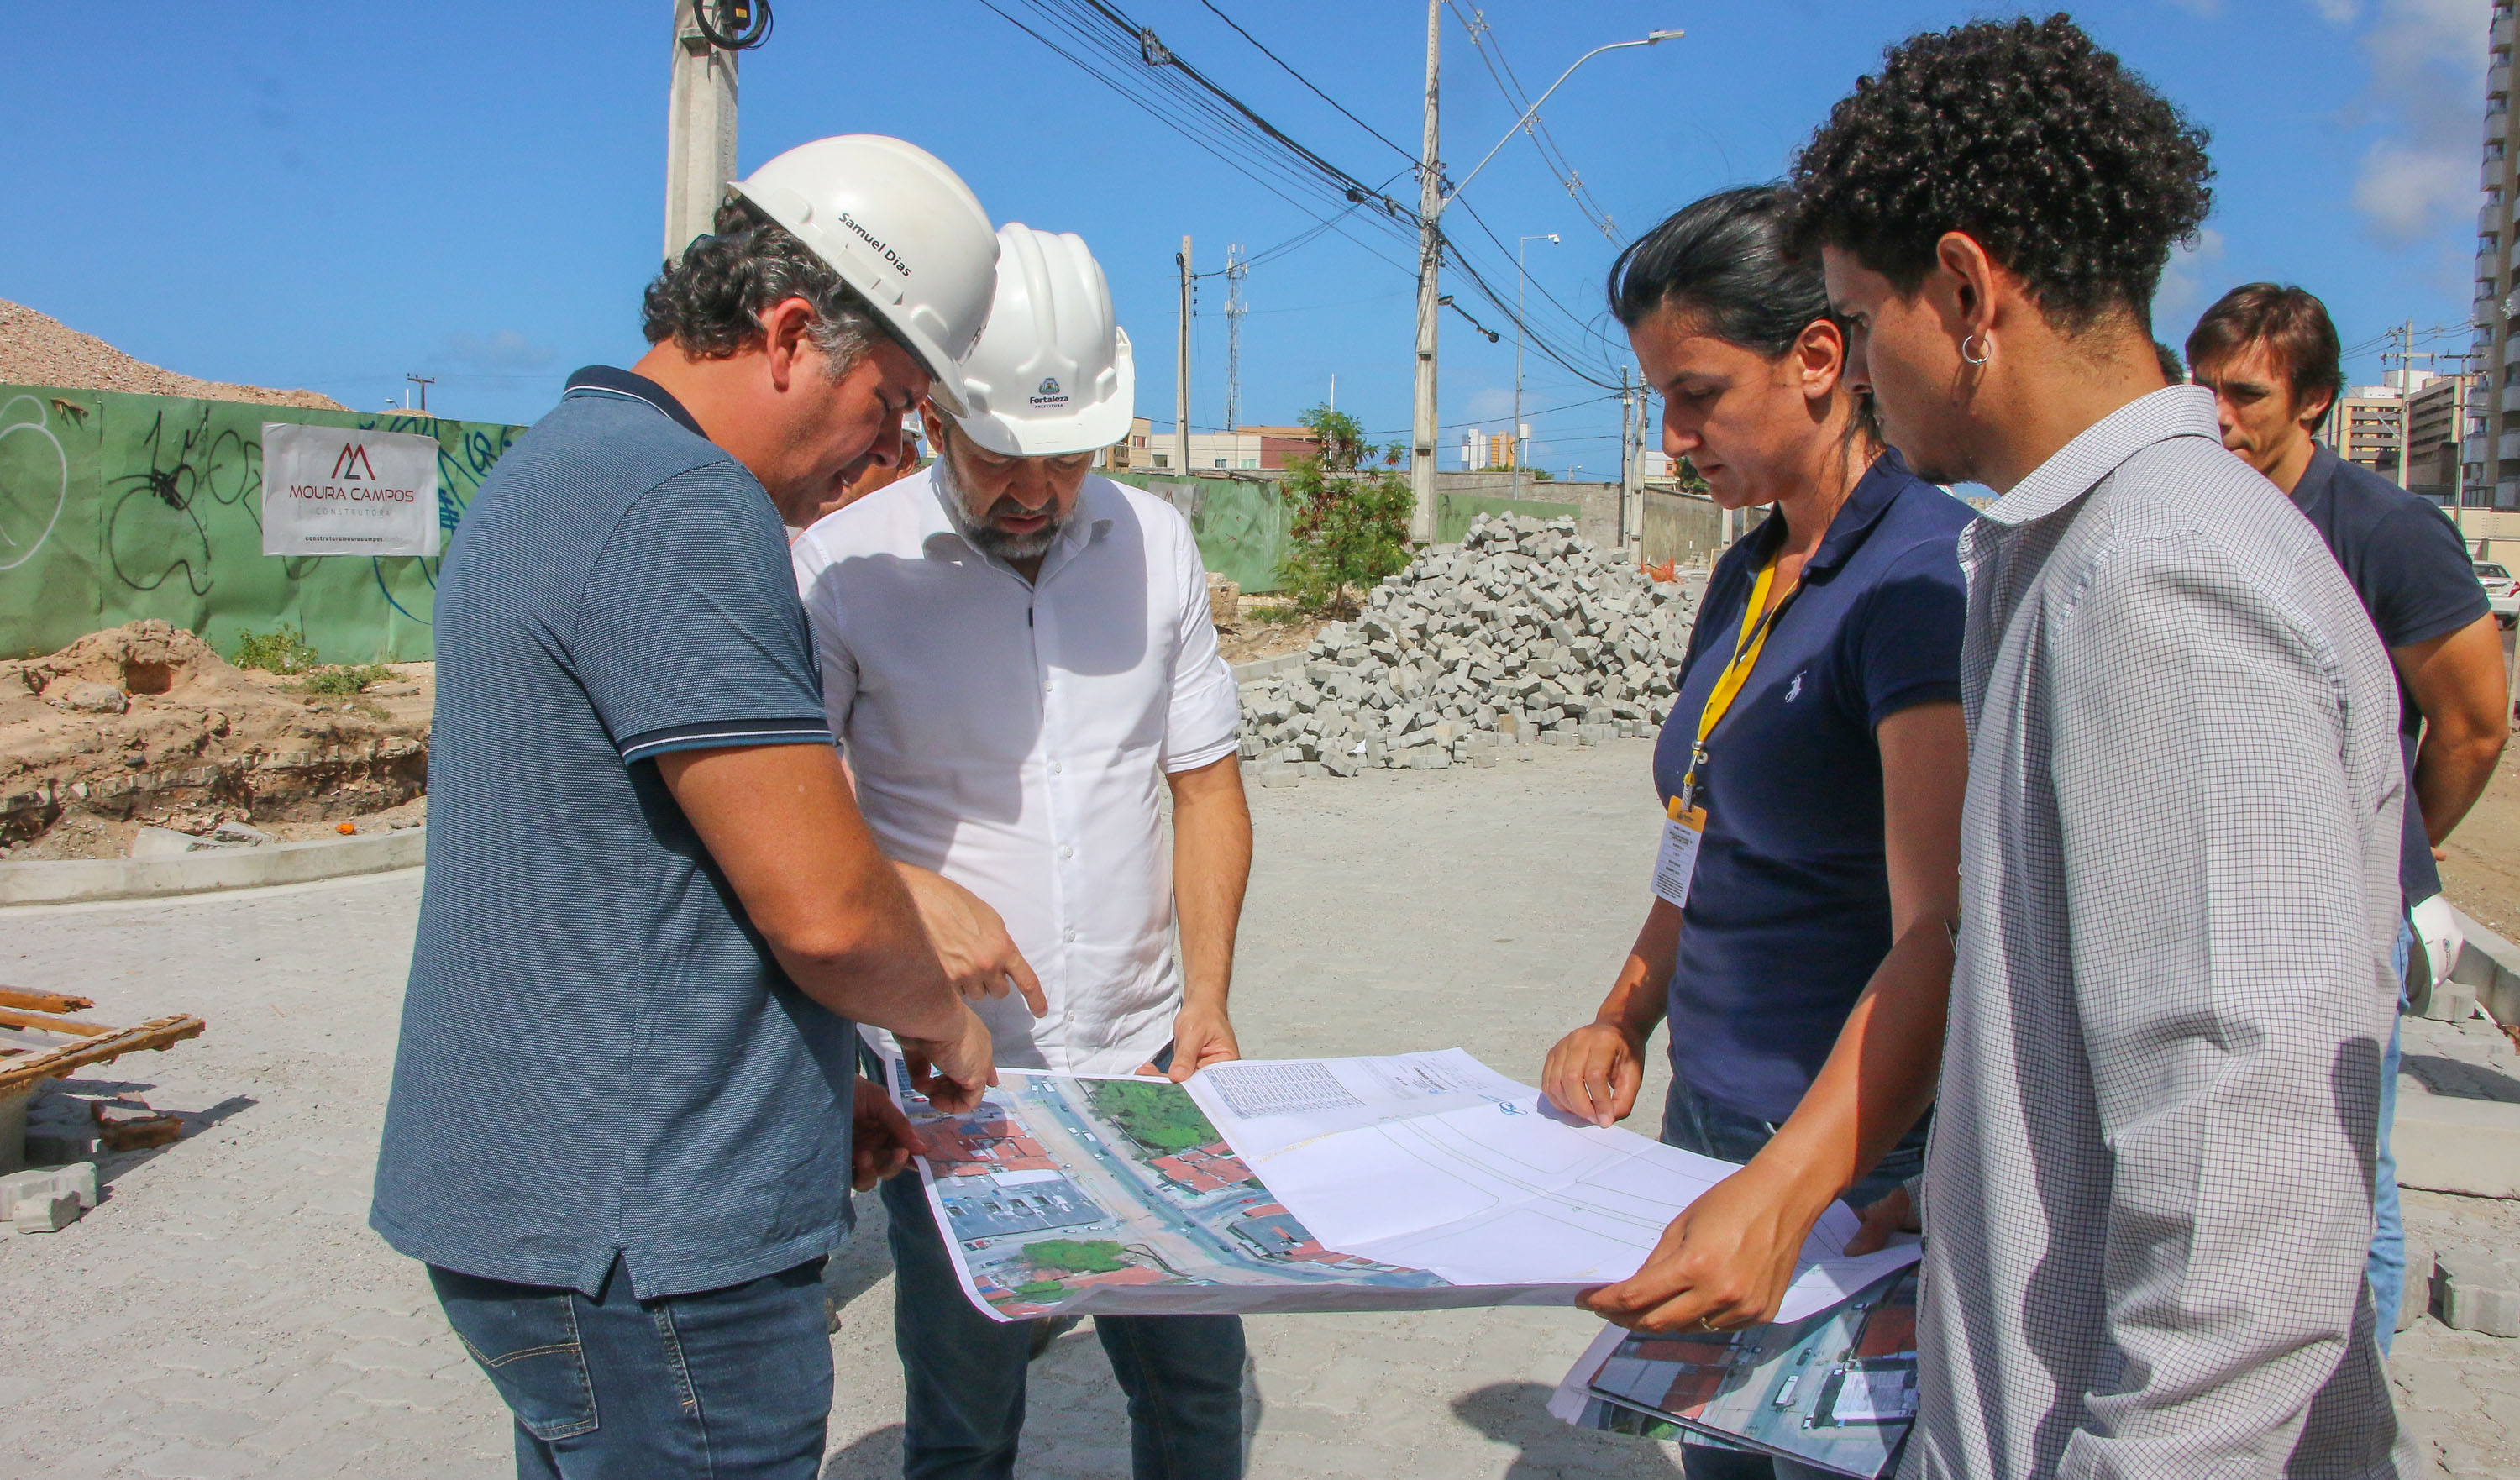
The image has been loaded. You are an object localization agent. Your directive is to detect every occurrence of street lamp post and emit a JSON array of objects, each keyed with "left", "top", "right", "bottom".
[
  {"left": 1515, "top": 233, "right": 1558, "bottom": 503},
  {"left": 1408, "top": 25, "right": 1683, "bottom": 542}
]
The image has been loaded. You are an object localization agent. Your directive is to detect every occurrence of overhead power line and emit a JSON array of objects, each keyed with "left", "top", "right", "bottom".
[
  {"left": 973, "top": 0, "right": 1625, "bottom": 389},
  {"left": 1194, "top": 0, "right": 1422, "bottom": 171},
  {"left": 1447, "top": 2, "right": 1620, "bottom": 241}
]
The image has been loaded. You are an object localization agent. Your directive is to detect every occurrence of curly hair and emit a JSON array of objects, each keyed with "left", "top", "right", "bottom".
[
  {"left": 1788, "top": 14, "right": 2213, "bottom": 332},
  {"left": 640, "top": 197, "right": 916, "bottom": 378}
]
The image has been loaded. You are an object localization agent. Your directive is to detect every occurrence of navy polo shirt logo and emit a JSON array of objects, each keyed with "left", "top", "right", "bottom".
[{"left": 1786, "top": 671, "right": 1806, "bottom": 703}]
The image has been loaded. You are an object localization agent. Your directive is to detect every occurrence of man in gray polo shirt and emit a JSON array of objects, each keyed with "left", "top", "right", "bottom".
[{"left": 372, "top": 137, "right": 1035, "bottom": 1479}]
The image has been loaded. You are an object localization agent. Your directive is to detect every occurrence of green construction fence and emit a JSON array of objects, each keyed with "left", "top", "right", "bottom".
[
  {"left": 0, "top": 382, "right": 524, "bottom": 663},
  {"left": 0, "top": 382, "right": 1591, "bottom": 659}
]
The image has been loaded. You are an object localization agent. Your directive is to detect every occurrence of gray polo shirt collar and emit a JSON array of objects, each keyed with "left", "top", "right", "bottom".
[
  {"left": 1982, "top": 385, "right": 2222, "bottom": 527},
  {"left": 563, "top": 365, "right": 708, "bottom": 442}
]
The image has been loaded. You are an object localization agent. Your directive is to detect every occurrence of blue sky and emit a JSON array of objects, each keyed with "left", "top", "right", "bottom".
[{"left": 0, "top": 1, "right": 2493, "bottom": 475}]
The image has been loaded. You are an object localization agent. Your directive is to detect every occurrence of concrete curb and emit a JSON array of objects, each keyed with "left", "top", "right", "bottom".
[
  {"left": 2446, "top": 905, "right": 2520, "bottom": 1026},
  {"left": 0, "top": 827, "right": 425, "bottom": 907},
  {"left": 1229, "top": 653, "right": 1306, "bottom": 685}
]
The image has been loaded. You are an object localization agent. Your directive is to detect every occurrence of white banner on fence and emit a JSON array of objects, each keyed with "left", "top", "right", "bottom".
[{"left": 261, "top": 424, "right": 441, "bottom": 557}]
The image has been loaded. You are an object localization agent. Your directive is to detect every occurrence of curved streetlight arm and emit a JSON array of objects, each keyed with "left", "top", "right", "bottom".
[{"left": 1445, "top": 30, "right": 1683, "bottom": 203}]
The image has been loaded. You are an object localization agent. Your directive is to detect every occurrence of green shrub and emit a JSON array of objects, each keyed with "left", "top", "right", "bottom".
[
  {"left": 232, "top": 626, "right": 322, "bottom": 675},
  {"left": 297, "top": 663, "right": 398, "bottom": 695},
  {"left": 1275, "top": 405, "right": 1413, "bottom": 618}
]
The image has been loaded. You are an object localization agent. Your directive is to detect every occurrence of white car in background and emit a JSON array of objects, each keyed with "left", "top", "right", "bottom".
[{"left": 2478, "top": 561, "right": 2519, "bottom": 627}]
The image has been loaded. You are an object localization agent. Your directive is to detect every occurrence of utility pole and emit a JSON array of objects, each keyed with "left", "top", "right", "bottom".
[
  {"left": 2454, "top": 348, "right": 2471, "bottom": 543},
  {"left": 1409, "top": 0, "right": 1442, "bottom": 544},
  {"left": 1223, "top": 244, "right": 1247, "bottom": 436},
  {"left": 2397, "top": 318, "right": 2416, "bottom": 489},
  {"left": 405, "top": 375, "right": 435, "bottom": 415},
  {"left": 664, "top": 1, "right": 740, "bottom": 263},
  {"left": 1514, "top": 234, "right": 1557, "bottom": 503},
  {"left": 1617, "top": 366, "right": 1638, "bottom": 559},
  {"left": 1175, "top": 237, "right": 1193, "bottom": 477}
]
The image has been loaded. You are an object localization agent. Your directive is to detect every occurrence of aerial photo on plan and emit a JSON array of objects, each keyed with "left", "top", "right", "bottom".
[
  {"left": 895, "top": 1064, "right": 1453, "bottom": 1319},
  {"left": 1580, "top": 1266, "right": 1919, "bottom": 1478}
]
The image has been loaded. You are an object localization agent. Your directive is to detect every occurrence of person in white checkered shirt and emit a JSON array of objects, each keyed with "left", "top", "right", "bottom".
[{"left": 1788, "top": 16, "right": 2422, "bottom": 1477}]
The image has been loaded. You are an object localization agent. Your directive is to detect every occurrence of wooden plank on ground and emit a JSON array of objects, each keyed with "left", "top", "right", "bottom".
[
  {"left": 0, "top": 1016, "right": 207, "bottom": 1097},
  {"left": 0, "top": 986, "right": 96, "bottom": 1014},
  {"left": 0, "top": 1007, "right": 116, "bottom": 1038}
]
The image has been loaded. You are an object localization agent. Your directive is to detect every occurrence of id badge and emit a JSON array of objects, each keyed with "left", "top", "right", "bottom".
[{"left": 1651, "top": 798, "right": 1706, "bottom": 907}]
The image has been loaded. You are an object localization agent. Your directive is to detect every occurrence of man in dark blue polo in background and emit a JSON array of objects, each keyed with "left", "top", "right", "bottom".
[
  {"left": 2188, "top": 282, "right": 2511, "bottom": 1345},
  {"left": 371, "top": 136, "right": 1042, "bottom": 1479}
]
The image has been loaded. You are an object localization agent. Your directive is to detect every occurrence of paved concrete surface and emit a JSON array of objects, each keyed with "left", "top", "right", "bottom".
[{"left": 0, "top": 738, "right": 2510, "bottom": 1477}]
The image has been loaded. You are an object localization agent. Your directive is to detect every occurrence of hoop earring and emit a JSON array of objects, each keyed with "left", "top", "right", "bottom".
[{"left": 1960, "top": 333, "right": 1990, "bottom": 366}]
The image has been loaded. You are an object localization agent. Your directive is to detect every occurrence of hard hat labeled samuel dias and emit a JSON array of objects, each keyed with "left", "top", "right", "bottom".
[{"left": 728, "top": 135, "right": 999, "bottom": 415}]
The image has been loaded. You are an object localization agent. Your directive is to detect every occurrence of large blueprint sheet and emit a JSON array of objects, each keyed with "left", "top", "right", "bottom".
[{"left": 890, "top": 1047, "right": 1919, "bottom": 1321}]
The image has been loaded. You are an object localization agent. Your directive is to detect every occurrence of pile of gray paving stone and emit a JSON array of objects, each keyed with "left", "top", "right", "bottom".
[{"left": 1236, "top": 512, "right": 1697, "bottom": 779}]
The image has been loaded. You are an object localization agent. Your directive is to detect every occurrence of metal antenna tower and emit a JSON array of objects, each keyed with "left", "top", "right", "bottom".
[{"left": 1223, "top": 243, "right": 1248, "bottom": 433}]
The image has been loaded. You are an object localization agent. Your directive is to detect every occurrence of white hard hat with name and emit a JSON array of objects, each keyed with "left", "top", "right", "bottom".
[
  {"left": 727, "top": 135, "right": 999, "bottom": 416},
  {"left": 948, "top": 224, "right": 1134, "bottom": 458}
]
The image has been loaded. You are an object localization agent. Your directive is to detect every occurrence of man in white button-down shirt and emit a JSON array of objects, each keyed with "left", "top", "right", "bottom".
[{"left": 795, "top": 225, "right": 1252, "bottom": 1480}]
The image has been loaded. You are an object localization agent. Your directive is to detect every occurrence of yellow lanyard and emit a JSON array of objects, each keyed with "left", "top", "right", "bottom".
[{"left": 1678, "top": 552, "right": 1798, "bottom": 812}]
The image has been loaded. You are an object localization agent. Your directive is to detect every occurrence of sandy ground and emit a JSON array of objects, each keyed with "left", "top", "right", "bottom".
[
  {"left": 2433, "top": 622, "right": 2520, "bottom": 941},
  {"left": 0, "top": 738, "right": 2509, "bottom": 1477},
  {"left": 0, "top": 646, "right": 433, "bottom": 863}
]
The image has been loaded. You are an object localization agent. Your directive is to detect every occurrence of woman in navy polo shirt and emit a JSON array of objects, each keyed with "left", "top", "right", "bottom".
[{"left": 1541, "top": 187, "right": 1971, "bottom": 1405}]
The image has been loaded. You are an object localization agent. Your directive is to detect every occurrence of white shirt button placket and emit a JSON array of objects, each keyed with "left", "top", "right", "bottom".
[{"left": 1032, "top": 589, "right": 1084, "bottom": 1047}]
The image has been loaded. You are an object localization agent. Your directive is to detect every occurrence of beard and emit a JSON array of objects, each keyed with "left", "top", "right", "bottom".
[{"left": 937, "top": 448, "right": 1070, "bottom": 559}]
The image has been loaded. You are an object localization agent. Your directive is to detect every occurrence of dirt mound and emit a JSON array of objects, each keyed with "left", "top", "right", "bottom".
[
  {"left": 0, "top": 621, "right": 428, "bottom": 855},
  {"left": 0, "top": 298, "right": 345, "bottom": 410}
]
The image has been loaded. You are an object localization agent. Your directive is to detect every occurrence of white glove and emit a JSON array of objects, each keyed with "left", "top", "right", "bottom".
[{"left": 2409, "top": 893, "right": 2464, "bottom": 995}]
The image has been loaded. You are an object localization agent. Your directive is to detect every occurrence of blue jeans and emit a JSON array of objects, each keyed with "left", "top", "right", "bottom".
[
  {"left": 882, "top": 1171, "right": 1247, "bottom": 1480},
  {"left": 2368, "top": 916, "right": 2412, "bottom": 1351},
  {"left": 429, "top": 1257, "right": 833, "bottom": 1479},
  {"left": 1658, "top": 1074, "right": 1929, "bottom": 1480}
]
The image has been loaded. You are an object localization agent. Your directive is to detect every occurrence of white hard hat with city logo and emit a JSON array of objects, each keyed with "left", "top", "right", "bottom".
[{"left": 948, "top": 224, "right": 1134, "bottom": 458}]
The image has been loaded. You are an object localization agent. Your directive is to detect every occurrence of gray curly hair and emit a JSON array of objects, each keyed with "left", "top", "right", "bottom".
[{"left": 640, "top": 197, "right": 917, "bottom": 380}]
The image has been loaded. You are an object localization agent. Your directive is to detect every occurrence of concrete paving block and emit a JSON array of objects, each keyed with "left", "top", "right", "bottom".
[
  {"left": 2, "top": 1161, "right": 97, "bottom": 1223},
  {"left": 2435, "top": 1252, "right": 2520, "bottom": 1337},
  {"left": 2395, "top": 1089, "right": 2520, "bottom": 1199},
  {"left": 13, "top": 1190, "right": 82, "bottom": 1233},
  {"left": 24, "top": 1126, "right": 98, "bottom": 1163}
]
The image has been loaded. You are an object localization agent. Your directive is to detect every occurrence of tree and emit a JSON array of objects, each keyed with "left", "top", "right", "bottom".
[{"left": 1276, "top": 403, "right": 1413, "bottom": 617}]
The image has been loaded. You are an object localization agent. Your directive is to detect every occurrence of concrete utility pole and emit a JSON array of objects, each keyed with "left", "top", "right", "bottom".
[
  {"left": 2454, "top": 350, "right": 2472, "bottom": 543},
  {"left": 2397, "top": 318, "right": 2416, "bottom": 489},
  {"left": 1513, "top": 233, "right": 1557, "bottom": 502},
  {"left": 1617, "top": 366, "right": 1641, "bottom": 559},
  {"left": 1176, "top": 237, "right": 1194, "bottom": 477},
  {"left": 1409, "top": 0, "right": 1443, "bottom": 545},
  {"left": 664, "top": 1, "right": 740, "bottom": 264}
]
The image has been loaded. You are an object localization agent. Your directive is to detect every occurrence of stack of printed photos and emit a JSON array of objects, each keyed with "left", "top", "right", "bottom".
[{"left": 1558, "top": 1266, "right": 1921, "bottom": 1480}]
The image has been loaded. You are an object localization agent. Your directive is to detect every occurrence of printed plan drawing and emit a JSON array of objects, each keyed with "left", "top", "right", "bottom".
[
  {"left": 1549, "top": 1267, "right": 1922, "bottom": 1479},
  {"left": 885, "top": 1047, "right": 1919, "bottom": 1322},
  {"left": 1184, "top": 1051, "right": 1921, "bottom": 1322},
  {"left": 886, "top": 1056, "right": 1448, "bottom": 1320}
]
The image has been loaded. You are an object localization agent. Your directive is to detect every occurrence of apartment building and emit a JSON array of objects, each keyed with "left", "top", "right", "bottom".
[
  {"left": 2475, "top": 0, "right": 2517, "bottom": 506},
  {"left": 1102, "top": 417, "right": 1319, "bottom": 474}
]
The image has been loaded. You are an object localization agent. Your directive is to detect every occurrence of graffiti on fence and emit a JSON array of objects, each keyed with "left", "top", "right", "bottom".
[
  {"left": 0, "top": 382, "right": 527, "bottom": 660},
  {"left": 0, "top": 393, "right": 70, "bottom": 574}
]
